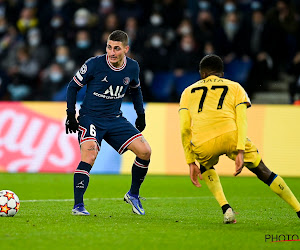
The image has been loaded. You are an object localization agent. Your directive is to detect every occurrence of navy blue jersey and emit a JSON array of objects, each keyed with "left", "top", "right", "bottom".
[{"left": 67, "top": 54, "right": 144, "bottom": 117}]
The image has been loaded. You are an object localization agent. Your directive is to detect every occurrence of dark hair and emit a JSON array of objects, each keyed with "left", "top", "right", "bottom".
[
  {"left": 199, "top": 54, "right": 224, "bottom": 74},
  {"left": 108, "top": 30, "right": 129, "bottom": 46}
]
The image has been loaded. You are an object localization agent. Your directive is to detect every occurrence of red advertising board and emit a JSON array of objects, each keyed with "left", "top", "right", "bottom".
[{"left": 0, "top": 102, "right": 80, "bottom": 173}]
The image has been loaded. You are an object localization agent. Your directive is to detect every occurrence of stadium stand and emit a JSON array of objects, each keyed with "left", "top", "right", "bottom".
[{"left": 0, "top": 0, "right": 299, "bottom": 103}]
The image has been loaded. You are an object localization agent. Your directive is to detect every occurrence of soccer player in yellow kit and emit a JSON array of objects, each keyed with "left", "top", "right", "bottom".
[{"left": 179, "top": 54, "right": 300, "bottom": 223}]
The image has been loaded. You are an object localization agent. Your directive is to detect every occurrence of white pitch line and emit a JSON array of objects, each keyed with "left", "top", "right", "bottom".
[{"left": 21, "top": 197, "right": 212, "bottom": 203}]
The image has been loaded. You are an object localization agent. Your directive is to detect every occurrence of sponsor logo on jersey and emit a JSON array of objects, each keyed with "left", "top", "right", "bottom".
[
  {"left": 80, "top": 64, "right": 87, "bottom": 74},
  {"left": 123, "top": 77, "right": 130, "bottom": 85},
  {"left": 101, "top": 76, "right": 108, "bottom": 82},
  {"left": 93, "top": 85, "right": 125, "bottom": 99}
]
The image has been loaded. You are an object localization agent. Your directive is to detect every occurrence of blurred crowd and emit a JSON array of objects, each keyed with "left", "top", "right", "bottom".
[{"left": 0, "top": 0, "right": 299, "bottom": 103}]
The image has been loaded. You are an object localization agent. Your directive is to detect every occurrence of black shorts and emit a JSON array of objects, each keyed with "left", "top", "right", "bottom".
[{"left": 78, "top": 115, "right": 141, "bottom": 154}]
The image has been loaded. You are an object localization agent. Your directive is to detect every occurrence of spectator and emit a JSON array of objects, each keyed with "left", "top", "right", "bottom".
[
  {"left": 176, "top": 18, "right": 194, "bottom": 38},
  {"left": 39, "top": 63, "right": 68, "bottom": 100},
  {"left": 194, "top": 10, "right": 216, "bottom": 45},
  {"left": 124, "top": 16, "right": 143, "bottom": 54},
  {"left": 246, "top": 9, "right": 274, "bottom": 97},
  {"left": 98, "top": 0, "right": 115, "bottom": 15},
  {"left": 171, "top": 34, "right": 202, "bottom": 76},
  {"left": 54, "top": 45, "right": 76, "bottom": 78},
  {"left": 215, "top": 11, "right": 249, "bottom": 63},
  {"left": 27, "top": 28, "right": 51, "bottom": 69},
  {"left": 266, "top": 0, "right": 300, "bottom": 75},
  {"left": 0, "top": 25, "right": 24, "bottom": 69},
  {"left": 102, "top": 12, "right": 120, "bottom": 33},
  {"left": 6, "top": 46, "right": 39, "bottom": 100},
  {"left": 143, "top": 32, "right": 170, "bottom": 74},
  {"left": 16, "top": 7, "right": 38, "bottom": 35},
  {"left": 0, "top": 1, "right": 299, "bottom": 102},
  {"left": 71, "top": 30, "right": 95, "bottom": 67}
]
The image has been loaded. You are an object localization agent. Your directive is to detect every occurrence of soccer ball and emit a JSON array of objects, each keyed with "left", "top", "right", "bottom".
[{"left": 0, "top": 190, "right": 20, "bottom": 217}]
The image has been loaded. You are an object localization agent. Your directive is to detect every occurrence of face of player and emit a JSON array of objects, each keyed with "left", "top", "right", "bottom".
[{"left": 106, "top": 40, "right": 129, "bottom": 67}]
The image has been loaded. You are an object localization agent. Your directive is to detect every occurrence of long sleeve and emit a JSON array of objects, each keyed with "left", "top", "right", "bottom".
[
  {"left": 66, "top": 58, "right": 94, "bottom": 114},
  {"left": 179, "top": 89, "right": 196, "bottom": 164},
  {"left": 179, "top": 109, "right": 196, "bottom": 164},
  {"left": 66, "top": 81, "right": 81, "bottom": 114},
  {"left": 129, "top": 86, "right": 145, "bottom": 114},
  {"left": 236, "top": 103, "right": 247, "bottom": 150}
]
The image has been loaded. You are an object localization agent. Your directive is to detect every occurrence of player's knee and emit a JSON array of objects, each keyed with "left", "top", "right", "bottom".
[
  {"left": 138, "top": 145, "right": 151, "bottom": 160},
  {"left": 81, "top": 143, "right": 98, "bottom": 165},
  {"left": 81, "top": 151, "right": 97, "bottom": 165}
]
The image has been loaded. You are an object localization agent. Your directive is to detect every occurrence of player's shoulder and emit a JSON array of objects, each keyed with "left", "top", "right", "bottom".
[
  {"left": 86, "top": 54, "right": 105, "bottom": 64},
  {"left": 126, "top": 56, "right": 139, "bottom": 69},
  {"left": 182, "top": 80, "right": 202, "bottom": 95},
  {"left": 221, "top": 77, "right": 244, "bottom": 88}
]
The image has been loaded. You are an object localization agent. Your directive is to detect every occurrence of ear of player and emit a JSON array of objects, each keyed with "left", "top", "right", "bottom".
[
  {"left": 65, "top": 112, "right": 79, "bottom": 134},
  {"left": 135, "top": 114, "right": 146, "bottom": 132}
]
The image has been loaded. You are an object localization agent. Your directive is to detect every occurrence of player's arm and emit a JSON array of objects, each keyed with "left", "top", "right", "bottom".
[
  {"left": 65, "top": 59, "right": 94, "bottom": 134},
  {"left": 179, "top": 104, "right": 202, "bottom": 187},
  {"left": 129, "top": 63, "right": 145, "bottom": 132},
  {"left": 234, "top": 103, "right": 247, "bottom": 176},
  {"left": 129, "top": 85, "right": 145, "bottom": 132},
  {"left": 179, "top": 90, "right": 196, "bottom": 165},
  {"left": 65, "top": 79, "right": 81, "bottom": 134}
]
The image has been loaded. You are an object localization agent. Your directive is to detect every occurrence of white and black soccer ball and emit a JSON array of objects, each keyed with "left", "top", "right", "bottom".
[{"left": 0, "top": 190, "right": 20, "bottom": 217}]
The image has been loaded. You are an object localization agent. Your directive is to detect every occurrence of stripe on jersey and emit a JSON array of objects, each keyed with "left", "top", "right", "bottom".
[
  {"left": 74, "top": 169, "right": 90, "bottom": 177},
  {"left": 118, "top": 133, "right": 142, "bottom": 154},
  {"left": 73, "top": 76, "right": 83, "bottom": 87},
  {"left": 106, "top": 54, "right": 127, "bottom": 71},
  {"left": 76, "top": 71, "right": 83, "bottom": 81}
]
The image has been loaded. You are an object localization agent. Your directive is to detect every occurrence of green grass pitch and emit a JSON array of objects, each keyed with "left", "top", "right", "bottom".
[{"left": 1, "top": 173, "right": 299, "bottom": 249}]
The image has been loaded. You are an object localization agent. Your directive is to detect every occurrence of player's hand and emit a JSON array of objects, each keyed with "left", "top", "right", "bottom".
[
  {"left": 135, "top": 114, "right": 146, "bottom": 132},
  {"left": 189, "top": 162, "right": 202, "bottom": 188},
  {"left": 65, "top": 113, "right": 78, "bottom": 134},
  {"left": 234, "top": 150, "right": 244, "bottom": 176}
]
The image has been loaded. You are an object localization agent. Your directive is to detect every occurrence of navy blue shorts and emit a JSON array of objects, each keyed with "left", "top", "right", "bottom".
[{"left": 77, "top": 115, "right": 142, "bottom": 154}]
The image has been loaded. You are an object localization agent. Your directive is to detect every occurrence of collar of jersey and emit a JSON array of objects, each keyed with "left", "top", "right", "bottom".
[{"left": 106, "top": 54, "right": 127, "bottom": 71}]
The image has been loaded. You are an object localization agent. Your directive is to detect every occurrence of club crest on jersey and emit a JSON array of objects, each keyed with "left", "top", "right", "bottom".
[
  {"left": 123, "top": 77, "right": 130, "bottom": 85},
  {"left": 80, "top": 64, "right": 87, "bottom": 74}
]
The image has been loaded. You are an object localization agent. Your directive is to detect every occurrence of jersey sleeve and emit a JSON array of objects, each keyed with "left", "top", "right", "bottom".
[
  {"left": 71, "top": 57, "right": 95, "bottom": 88},
  {"left": 129, "top": 61, "right": 140, "bottom": 88},
  {"left": 179, "top": 89, "right": 196, "bottom": 164},
  {"left": 236, "top": 103, "right": 247, "bottom": 150},
  {"left": 235, "top": 84, "right": 251, "bottom": 108},
  {"left": 66, "top": 58, "right": 95, "bottom": 114},
  {"left": 179, "top": 88, "right": 189, "bottom": 111}
]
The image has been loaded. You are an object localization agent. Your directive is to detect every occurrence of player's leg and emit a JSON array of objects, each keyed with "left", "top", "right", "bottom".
[
  {"left": 236, "top": 135, "right": 300, "bottom": 218},
  {"left": 123, "top": 136, "right": 151, "bottom": 215},
  {"left": 248, "top": 160, "right": 300, "bottom": 218},
  {"left": 200, "top": 165, "right": 236, "bottom": 224},
  {"left": 72, "top": 140, "right": 99, "bottom": 215},
  {"left": 106, "top": 117, "right": 151, "bottom": 215},
  {"left": 127, "top": 136, "right": 151, "bottom": 196},
  {"left": 194, "top": 134, "right": 236, "bottom": 223},
  {"left": 73, "top": 117, "right": 101, "bottom": 215}
]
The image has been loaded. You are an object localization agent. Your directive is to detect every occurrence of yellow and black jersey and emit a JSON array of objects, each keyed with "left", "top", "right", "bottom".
[{"left": 179, "top": 75, "right": 250, "bottom": 163}]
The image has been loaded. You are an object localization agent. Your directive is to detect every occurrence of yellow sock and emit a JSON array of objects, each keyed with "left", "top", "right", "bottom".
[
  {"left": 202, "top": 169, "right": 228, "bottom": 207},
  {"left": 270, "top": 175, "right": 300, "bottom": 212}
]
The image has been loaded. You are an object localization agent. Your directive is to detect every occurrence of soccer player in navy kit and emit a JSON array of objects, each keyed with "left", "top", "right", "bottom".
[{"left": 65, "top": 30, "right": 151, "bottom": 216}]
